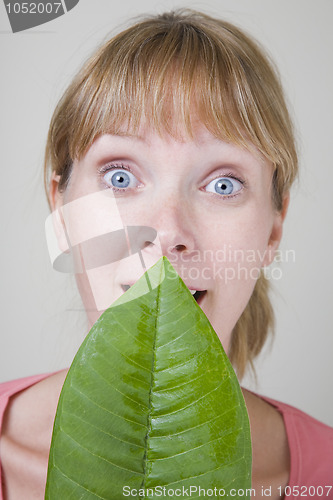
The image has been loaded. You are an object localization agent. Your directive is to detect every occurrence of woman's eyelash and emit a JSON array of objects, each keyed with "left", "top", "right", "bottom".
[
  {"left": 97, "top": 163, "right": 132, "bottom": 174},
  {"left": 215, "top": 172, "right": 246, "bottom": 185},
  {"left": 98, "top": 167, "right": 245, "bottom": 182}
]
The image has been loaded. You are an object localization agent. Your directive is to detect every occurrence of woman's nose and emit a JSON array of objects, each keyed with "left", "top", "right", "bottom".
[{"left": 142, "top": 195, "right": 197, "bottom": 259}]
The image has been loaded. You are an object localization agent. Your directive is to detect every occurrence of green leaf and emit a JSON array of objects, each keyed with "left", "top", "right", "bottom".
[{"left": 46, "top": 257, "right": 251, "bottom": 499}]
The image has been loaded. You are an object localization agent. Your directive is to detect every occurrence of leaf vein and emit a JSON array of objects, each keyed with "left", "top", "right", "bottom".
[
  {"left": 69, "top": 385, "right": 147, "bottom": 429},
  {"left": 62, "top": 410, "right": 145, "bottom": 450},
  {"left": 151, "top": 405, "right": 241, "bottom": 438},
  {"left": 149, "top": 426, "right": 243, "bottom": 461},
  {"left": 52, "top": 464, "right": 108, "bottom": 499},
  {"left": 60, "top": 428, "right": 143, "bottom": 476},
  {"left": 88, "top": 363, "right": 149, "bottom": 411},
  {"left": 154, "top": 380, "right": 226, "bottom": 418},
  {"left": 155, "top": 342, "right": 211, "bottom": 373}
]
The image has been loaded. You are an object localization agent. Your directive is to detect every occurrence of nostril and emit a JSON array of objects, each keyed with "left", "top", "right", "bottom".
[{"left": 174, "top": 244, "right": 187, "bottom": 251}]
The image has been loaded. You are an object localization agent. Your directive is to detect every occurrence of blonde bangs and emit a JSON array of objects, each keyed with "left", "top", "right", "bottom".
[{"left": 48, "top": 10, "right": 297, "bottom": 205}]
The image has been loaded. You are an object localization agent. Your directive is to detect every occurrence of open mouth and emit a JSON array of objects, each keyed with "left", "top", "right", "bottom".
[
  {"left": 190, "top": 290, "right": 207, "bottom": 304},
  {"left": 121, "top": 284, "right": 207, "bottom": 304}
]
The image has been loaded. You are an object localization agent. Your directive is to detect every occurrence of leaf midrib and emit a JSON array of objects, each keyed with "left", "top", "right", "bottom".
[{"left": 140, "top": 263, "right": 164, "bottom": 493}]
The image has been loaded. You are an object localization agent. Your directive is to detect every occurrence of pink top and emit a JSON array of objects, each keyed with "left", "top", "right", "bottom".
[{"left": 0, "top": 374, "right": 332, "bottom": 499}]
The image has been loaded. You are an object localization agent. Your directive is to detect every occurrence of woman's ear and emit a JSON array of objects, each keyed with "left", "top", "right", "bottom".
[
  {"left": 48, "top": 172, "right": 69, "bottom": 254},
  {"left": 49, "top": 172, "right": 63, "bottom": 212},
  {"left": 263, "top": 192, "right": 290, "bottom": 267}
]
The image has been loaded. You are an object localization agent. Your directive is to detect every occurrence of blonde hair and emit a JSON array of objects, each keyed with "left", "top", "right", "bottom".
[{"left": 44, "top": 9, "right": 298, "bottom": 378}]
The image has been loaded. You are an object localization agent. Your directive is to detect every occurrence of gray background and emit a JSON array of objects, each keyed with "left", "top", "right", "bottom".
[{"left": 0, "top": 0, "right": 332, "bottom": 425}]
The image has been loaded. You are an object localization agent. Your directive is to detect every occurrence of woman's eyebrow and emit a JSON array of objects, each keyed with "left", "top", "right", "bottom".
[
  {"left": 90, "top": 133, "right": 150, "bottom": 160},
  {"left": 112, "top": 132, "right": 148, "bottom": 143}
]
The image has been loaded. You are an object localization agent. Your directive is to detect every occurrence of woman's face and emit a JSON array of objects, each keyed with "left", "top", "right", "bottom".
[{"left": 51, "top": 125, "right": 285, "bottom": 354}]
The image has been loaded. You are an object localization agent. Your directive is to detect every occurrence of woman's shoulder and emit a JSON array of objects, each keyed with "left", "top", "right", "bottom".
[
  {"left": 0, "top": 370, "right": 67, "bottom": 433},
  {"left": 260, "top": 393, "right": 333, "bottom": 443},
  {"left": 0, "top": 369, "right": 68, "bottom": 450},
  {"left": 0, "top": 370, "right": 68, "bottom": 499},
  {"left": 257, "top": 392, "right": 333, "bottom": 486},
  {"left": 0, "top": 372, "right": 53, "bottom": 401}
]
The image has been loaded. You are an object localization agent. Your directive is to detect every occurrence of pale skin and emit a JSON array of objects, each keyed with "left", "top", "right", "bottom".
[{"left": 0, "top": 126, "right": 290, "bottom": 499}]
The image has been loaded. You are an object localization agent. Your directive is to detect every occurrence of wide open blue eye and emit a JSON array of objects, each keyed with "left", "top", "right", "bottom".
[
  {"left": 205, "top": 177, "right": 243, "bottom": 196},
  {"left": 103, "top": 169, "right": 139, "bottom": 189}
]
